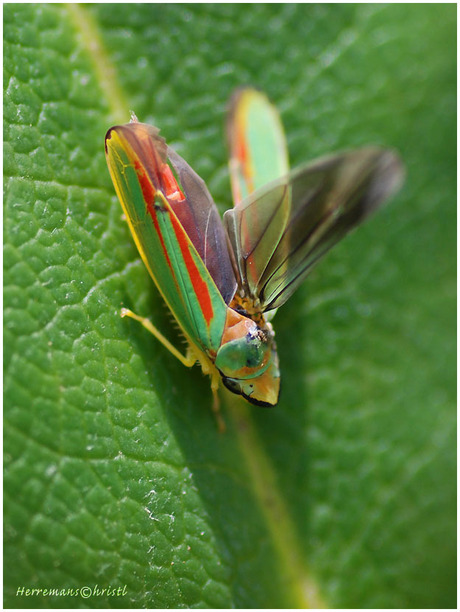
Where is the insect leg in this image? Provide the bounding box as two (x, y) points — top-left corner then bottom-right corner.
(121, 308), (196, 367)
(210, 374), (225, 433)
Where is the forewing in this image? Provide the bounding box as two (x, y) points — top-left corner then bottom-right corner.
(109, 120), (236, 304)
(167, 146), (237, 304)
(225, 147), (404, 311)
(226, 87), (291, 293)
(227, 87), (289, 205)
(105, 122), (229, 351)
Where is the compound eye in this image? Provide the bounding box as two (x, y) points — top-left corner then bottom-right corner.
(215, 330), (270, 378)
(221, 377), (243, 396)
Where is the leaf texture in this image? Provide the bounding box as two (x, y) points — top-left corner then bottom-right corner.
(4, 4), (456, 608)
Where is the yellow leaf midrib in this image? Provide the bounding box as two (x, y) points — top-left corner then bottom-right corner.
(67, 3), (129, 125)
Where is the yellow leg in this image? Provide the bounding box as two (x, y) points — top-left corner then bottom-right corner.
(121, 308), (196, 367)
(210, 373), (226, 433)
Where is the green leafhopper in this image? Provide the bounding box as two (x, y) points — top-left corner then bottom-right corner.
(105, 88), (404, 423)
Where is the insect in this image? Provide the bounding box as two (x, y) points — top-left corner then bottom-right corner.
(105, 88), (403, 425)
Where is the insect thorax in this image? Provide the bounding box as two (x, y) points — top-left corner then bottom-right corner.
(228, 293), (266, 322)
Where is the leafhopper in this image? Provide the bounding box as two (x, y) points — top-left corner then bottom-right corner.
(105, 88), (403, 422)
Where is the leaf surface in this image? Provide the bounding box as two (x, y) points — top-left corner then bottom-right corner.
(4, 4), (456, 608)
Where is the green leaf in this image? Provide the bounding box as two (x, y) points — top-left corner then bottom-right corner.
(4, 4), (456, 608)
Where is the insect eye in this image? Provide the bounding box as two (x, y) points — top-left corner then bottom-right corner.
(215, 333), (270, 378)
(221, 377), (243, 396)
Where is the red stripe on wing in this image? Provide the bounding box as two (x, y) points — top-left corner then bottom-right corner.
(134, 159), (175, 276)
(134, 159), (155, 206)
(170, 212), (214, 326)
(134, 158), (214, 327)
